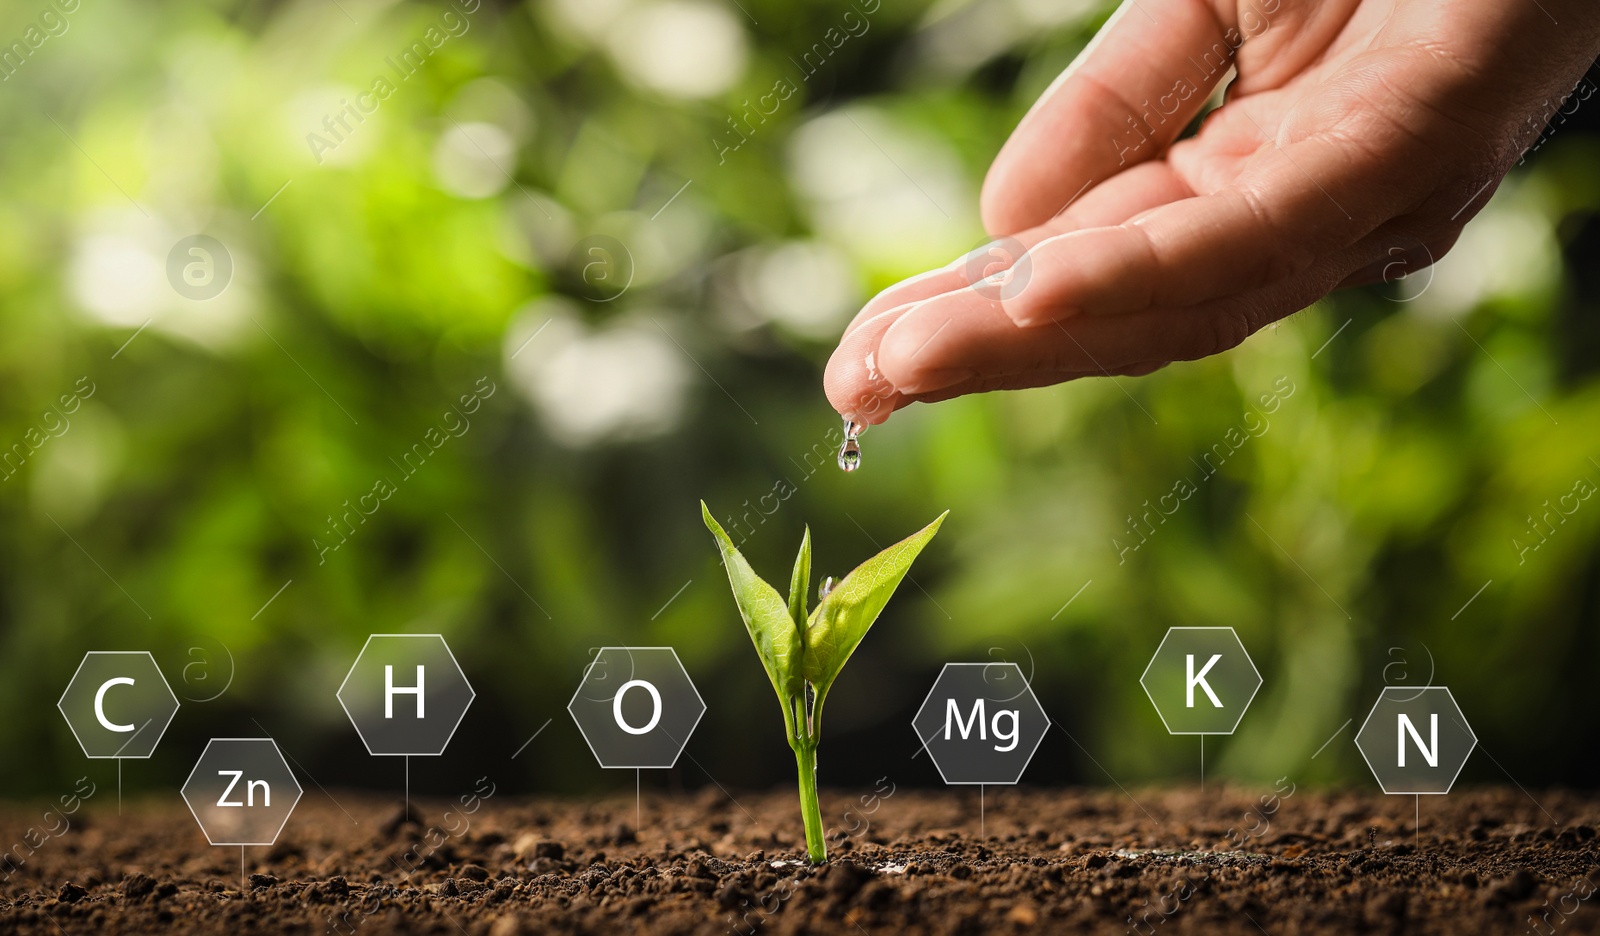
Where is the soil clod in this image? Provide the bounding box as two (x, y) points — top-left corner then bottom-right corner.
(121, 873), (155, 902)
(1488, 868), (1540, 903)
(56, 882), (87, 904)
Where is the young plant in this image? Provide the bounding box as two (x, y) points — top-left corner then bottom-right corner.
(701, 501), (947, 863)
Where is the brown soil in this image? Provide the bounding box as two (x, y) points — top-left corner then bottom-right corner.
(1, 786), (1597, 935)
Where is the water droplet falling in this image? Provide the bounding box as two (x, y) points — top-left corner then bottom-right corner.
(838, 439), (860, 472)
(818, 576), (837, 601)
(837, 418), (863, 472)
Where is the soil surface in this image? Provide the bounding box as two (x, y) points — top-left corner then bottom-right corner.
(1, 786), (1597, 934)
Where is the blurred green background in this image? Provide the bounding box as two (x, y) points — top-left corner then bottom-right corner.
(2, 0), (1598, 803)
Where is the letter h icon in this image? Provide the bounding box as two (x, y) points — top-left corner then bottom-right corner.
(386, 665), (424, 718)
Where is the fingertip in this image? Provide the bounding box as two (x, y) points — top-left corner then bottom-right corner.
(824, 312), (909, 427)
(823, 360), (901, 428)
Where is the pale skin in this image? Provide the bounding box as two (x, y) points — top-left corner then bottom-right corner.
(824, 0), (1600, 426)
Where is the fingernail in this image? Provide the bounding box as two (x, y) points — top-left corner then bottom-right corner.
(1002, 303), (1079, 328)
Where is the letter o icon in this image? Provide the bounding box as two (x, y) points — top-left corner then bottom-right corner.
(613, 679), (662, 735)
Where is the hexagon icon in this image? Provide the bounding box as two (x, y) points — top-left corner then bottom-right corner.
(912, 663), (1048, 785)
(1140, 627), (1262, 735)
(182, 738), (303, 846)
(337, 634), (475, 756)
(1355, 686), (1476, 795)
(568, 647), (705, 769)
(58, 652), (180, 759)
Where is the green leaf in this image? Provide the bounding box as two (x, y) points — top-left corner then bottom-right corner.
(702, 502), (804, 704)
(788, 525), (811, 630)
(803, 511), (948, 693)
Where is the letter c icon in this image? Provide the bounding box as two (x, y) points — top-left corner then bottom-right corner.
(95, 677), (136, 732)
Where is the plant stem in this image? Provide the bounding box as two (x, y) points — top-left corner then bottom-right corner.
(792, 740), (827, 863)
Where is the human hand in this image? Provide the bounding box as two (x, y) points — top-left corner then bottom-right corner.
(825, 0), (1600, 426)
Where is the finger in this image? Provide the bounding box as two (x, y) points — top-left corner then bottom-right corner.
(872, 286), (1252, 397)
(874, 242), (1374, 398)
(842, 160), (1196, 340)
(981, 0), (1235, 235)
(898, 362), (1169, 406)
(1001, 123), (1419, 326)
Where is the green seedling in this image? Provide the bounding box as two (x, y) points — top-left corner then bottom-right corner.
(701, 501), (947, 863)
